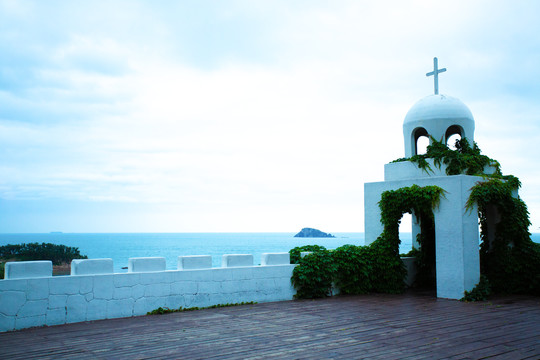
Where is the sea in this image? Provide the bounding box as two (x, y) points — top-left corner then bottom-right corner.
(1, 232), (539, 273)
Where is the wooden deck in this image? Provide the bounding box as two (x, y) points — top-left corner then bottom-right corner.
(1, 291), (539, 359)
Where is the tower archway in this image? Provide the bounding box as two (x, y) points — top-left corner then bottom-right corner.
(445, 125), (464, 149)
(403, 94), (475, 157)
(413, 127), (429, 155)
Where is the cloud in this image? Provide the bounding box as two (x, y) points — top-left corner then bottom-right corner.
(0, 0), (539, 232)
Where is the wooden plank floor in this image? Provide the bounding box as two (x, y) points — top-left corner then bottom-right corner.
(1, 291), (539, 359)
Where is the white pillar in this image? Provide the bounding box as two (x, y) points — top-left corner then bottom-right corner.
(433, 176), (480, 299)
(364, 182), (385, 245)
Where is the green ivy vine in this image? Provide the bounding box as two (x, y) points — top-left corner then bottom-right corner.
(291, 184), (445, 298)
(461, 275), (491, 302)
(391, 138), (539, 297)
(291, 138), (539, 299)
(289, 245), (328, 265)
(377, 184), (444, 290)
(332, 244), (373, 294)
(467, 178), (540, 295)
(291, 249), (336, 299)
(393, 137), (501, 176)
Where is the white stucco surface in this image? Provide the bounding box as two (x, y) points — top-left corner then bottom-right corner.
(385, 160), (497, 182)
(5, 261), (52, 280)
(71, 258), (114, 275)
(178, 255), (212, 270)
(0, 253), (297, 332)
(363, 88), (494, 300)
(222, 254), (253, 267)
(365, 174), (482, 299)
(128, 257), (166, 273)
(403, 94), (475, 157)
(404, 94), (474, 125)
(384, 160), (447, 181)
(261, 253), (290, 265)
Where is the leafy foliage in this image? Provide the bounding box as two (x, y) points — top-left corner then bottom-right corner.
(393, 138), (501, 176)
(292, 139), (538, 299)
(289, 245), (328, 265)
(461, 276), (492, 302)
(332, 245), (372, 294)
(289, 185), (444, 298)
(396, 138), (539, 296)
(375, 184), (444, 290)
(0, 242), (87, 265)
(467, 179), (540, 295)
(367, 235), (407, 294)
(290, 248), (336, 299)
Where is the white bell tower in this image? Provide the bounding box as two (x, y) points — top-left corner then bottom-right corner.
(364, 58), (484, 299)
(403, 58), (475, 157)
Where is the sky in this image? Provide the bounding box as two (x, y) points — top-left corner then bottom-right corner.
(0, 0), (539, 233)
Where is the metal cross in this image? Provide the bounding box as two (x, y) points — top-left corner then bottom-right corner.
(426, 57), (446, 95)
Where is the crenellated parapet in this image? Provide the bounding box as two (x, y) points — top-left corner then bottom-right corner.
(0, 253), (295, 332)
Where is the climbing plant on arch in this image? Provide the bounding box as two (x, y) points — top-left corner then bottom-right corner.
(290, 185), (445, 298)
(377, 184), (445, 289)
(401, 138), (540, 295)
(467, 178), (540, 295)
(290, 139), (540, 299)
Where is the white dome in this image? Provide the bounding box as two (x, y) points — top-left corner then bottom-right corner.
(404, 94), (474, 125)
(402, 94), (475, 157)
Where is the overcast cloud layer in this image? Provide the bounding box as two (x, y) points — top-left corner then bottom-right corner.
(1, 0), (539, 233)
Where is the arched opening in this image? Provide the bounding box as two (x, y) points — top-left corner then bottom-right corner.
(397, 210), (436, 289)
(412, 210), (436, 289)
(470, 179), (538, 294)
(376, 185), (444, 293)
(445, 125), (463, 150)
(416, 136), (430, 155)
(399, 213), (413, 254)
(413, 127), (429, 155)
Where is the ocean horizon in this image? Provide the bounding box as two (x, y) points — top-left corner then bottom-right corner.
(1, 232), (539, 273)
(0, 232), (390, 272)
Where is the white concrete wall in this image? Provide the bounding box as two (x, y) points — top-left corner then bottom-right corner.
(434, 176), (481, 298)
(364, 174), (483, 300)
(5, 261), (52, 279)
(384, 160), (497, 182)
(71, 258), (113, 275)
(385, 160), (447, 181)
(0, 254), (296, 332)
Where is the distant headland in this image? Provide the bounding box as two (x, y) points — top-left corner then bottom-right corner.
(294, 228), (335, 238)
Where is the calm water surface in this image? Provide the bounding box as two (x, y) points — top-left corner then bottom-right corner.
(0, 233), (373, 271)
(1, 232), (538, 272)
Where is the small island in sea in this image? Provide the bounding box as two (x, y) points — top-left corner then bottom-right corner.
(294, 228), (335, 238)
